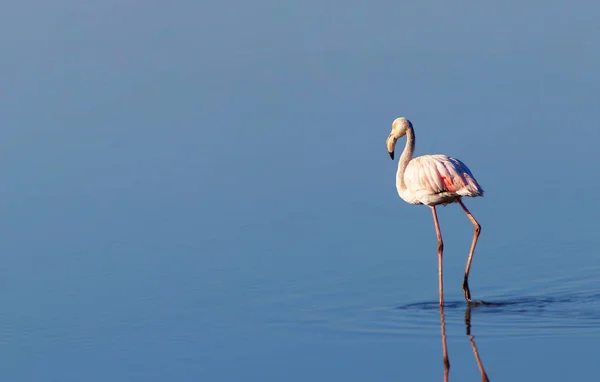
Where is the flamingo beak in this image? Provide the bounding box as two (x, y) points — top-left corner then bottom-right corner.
(386, 135), (396, 160)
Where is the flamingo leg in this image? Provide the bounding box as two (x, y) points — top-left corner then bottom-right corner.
(431, 206), (444, 306)
(457, 199), (481, 302)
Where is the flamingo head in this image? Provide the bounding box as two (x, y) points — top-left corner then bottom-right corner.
(386, 117), (412, 160)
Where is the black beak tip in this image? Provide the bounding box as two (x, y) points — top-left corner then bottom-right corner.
(389, 152), (394, 160)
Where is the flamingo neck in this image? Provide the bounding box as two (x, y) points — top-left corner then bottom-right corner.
(396, 127), (415, 193)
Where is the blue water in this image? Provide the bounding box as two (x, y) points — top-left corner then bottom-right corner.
(1, 1), (600, 381)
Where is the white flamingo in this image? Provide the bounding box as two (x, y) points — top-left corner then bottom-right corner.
(386, 117), (484, 305)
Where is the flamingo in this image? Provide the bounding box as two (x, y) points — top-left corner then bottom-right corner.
(386, 117), (484, 306)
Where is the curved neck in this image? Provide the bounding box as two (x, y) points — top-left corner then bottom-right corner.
(396, 127), (415, 192)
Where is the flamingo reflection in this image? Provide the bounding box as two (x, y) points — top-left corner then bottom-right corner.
(440, 305), (450, 382)
(439, 304), (490, 381)
(465, 305), (490, 382)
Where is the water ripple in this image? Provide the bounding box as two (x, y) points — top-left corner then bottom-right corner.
(294, 290), (600, 339)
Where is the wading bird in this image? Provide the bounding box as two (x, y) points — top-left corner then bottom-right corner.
(386, 117), (484, 306)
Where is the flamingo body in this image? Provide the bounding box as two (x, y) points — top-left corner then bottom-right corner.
(400, 154), (483, 206)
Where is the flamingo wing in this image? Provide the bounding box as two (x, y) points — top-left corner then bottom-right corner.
(405, 154), (484, 198)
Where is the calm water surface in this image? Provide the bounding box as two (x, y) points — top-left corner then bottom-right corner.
(2, 1), (600, 381)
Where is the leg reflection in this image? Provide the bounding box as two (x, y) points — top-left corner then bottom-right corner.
(440, 305), (450, 382)
(465, 304), (490, 382)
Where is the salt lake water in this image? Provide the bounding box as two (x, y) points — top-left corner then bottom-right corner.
(1, 1), (600, 381)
